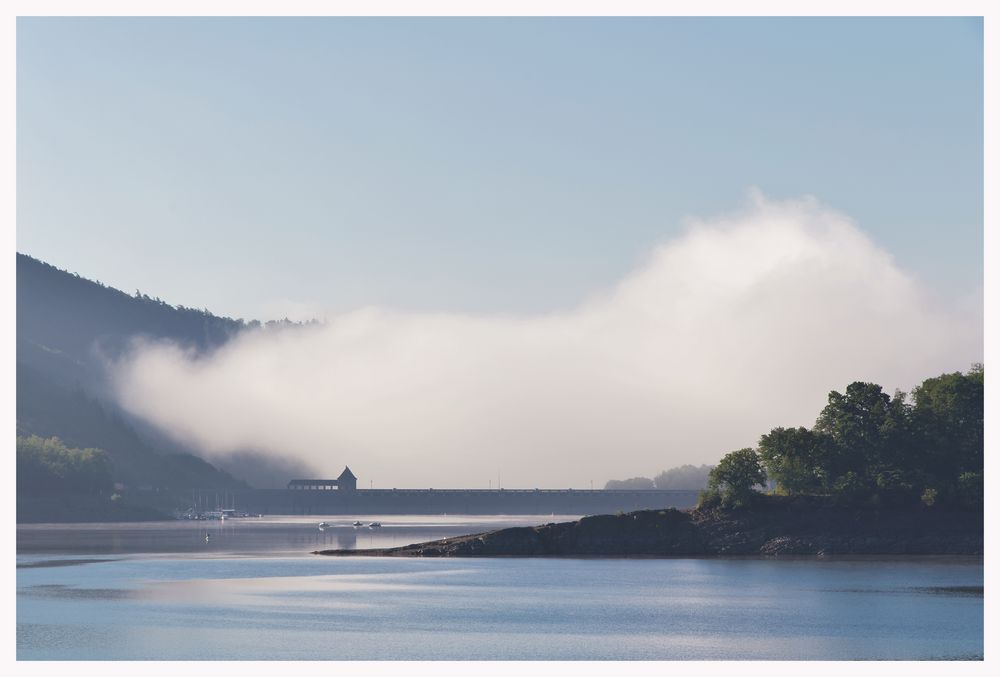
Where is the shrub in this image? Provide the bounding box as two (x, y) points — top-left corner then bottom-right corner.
(697, 489), (722, 509)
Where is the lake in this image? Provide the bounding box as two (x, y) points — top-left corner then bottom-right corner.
(17, 515), (983, 660)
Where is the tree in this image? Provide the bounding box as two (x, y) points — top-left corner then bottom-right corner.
(813, 382), (912, 498)
(16, 435), (113, 496)
(703, 367), (984, 508)
(957, 471), (983, 510)
(909, 365), (984, 502)
(707, 448), (766, 507)
(653, 464), (713, 490)
(758, 426), (835, 494)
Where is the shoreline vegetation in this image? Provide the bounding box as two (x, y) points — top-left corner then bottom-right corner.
(16, 435), (173, 523)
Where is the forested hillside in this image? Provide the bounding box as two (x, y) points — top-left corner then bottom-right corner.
(17, 253), (247, 393)
(16, 253), (313, 513)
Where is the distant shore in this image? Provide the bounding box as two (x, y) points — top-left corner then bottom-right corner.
(16, 495), (172, 524)
(314, 496), (983, 557)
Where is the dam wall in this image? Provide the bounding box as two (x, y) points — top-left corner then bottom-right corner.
(230, 488), (701, 516)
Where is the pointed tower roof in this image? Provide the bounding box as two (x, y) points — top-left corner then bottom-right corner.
(338, 466), (357, 481)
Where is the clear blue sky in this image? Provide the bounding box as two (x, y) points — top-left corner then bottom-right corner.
(17, 17), (984, 322)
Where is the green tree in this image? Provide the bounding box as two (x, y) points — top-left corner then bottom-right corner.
(17, 435), (113, 496)
(758, 426), (836, 494)
(813, 382), (912, 498)
(707, 448), (766, 507)
(957, 471), (983, 510)
(709, 367), (983, 508)
(910, 364), (983, 502)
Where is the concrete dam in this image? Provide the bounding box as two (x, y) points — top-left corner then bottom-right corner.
(230, 487), (700, 516)
(209, 469), (700, 516)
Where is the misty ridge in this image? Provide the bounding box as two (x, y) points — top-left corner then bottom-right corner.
(106, 192), (983, 489)
(16, 253), (323, 492)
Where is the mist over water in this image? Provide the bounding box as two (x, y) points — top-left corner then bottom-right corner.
(110, 193), (983, 488)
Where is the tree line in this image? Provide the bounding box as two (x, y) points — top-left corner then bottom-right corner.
(605, 464), (714, 491)
(17, 435), (114, 497)
(705, 365), (983, 509)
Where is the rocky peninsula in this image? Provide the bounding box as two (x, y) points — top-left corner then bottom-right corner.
(314, 497), (983, 557)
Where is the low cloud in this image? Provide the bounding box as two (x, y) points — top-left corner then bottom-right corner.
(111, 193), (983, 488)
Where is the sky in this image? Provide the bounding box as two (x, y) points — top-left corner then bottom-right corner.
(17, 17), (983, 321)
(16, 17), (985, 487)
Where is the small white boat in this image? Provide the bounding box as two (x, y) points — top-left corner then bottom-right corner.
(352, 520), (364, 527)
(317, 521), (330, 530)
(367, 521), (382, 529)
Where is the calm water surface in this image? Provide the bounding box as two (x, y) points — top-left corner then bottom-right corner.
(17, 515), (983, 660)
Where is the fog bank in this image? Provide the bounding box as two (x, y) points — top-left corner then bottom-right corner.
(111, 194), (983, 488)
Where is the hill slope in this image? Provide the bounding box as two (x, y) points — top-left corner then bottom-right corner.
(16, 253), (312, 500)
(17, 253), (246, 394)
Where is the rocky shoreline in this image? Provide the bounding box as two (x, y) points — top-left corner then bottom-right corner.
(314, 497), (983, 557)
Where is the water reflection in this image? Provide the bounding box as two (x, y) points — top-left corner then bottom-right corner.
(19, 584), (133, 601)
(17, 558), (119, 569)
(16, 554), (984, 660)
(337, 530), (356, 550)
(17, 515), (573, 557)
